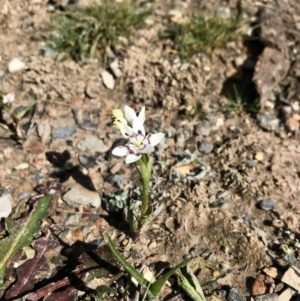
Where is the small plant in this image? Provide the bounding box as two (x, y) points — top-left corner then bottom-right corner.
(111, 105), (165, 235)
(225, 85), (260, 115)
(49, 0), (153, 62)
(163, 10), (249, 58)
(0, 92), (37, 142)
(104, 234), (192, 299)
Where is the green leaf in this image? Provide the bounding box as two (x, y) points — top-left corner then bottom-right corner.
(104, 234), (149, 288)
(13, 100), (37, 121)
(0, 195), (52, 286)
(176, 266), (206, 301)
(149, 258), (192, 297)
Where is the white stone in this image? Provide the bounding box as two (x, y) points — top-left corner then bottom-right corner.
(101, 70), (115, 89)
(8, 58), (27, 73)
(63, 184), (101, 208)
(281, 267), (300, 292)
(110, 59), (123, 78)
(0, 194), (12, 218)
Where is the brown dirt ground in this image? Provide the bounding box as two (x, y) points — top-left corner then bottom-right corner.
(1, 0), (300, 300)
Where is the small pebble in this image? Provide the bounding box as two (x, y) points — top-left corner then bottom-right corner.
(198, 140), (213, 154)
(227, 288), (246, 301)
(0, 194), (12, 218)
(252, 274), (266, 296)
(258, 199), (276, 210)
(14, 163), (29, 170)
(80, 120), (98, 131)
(52, 126), (77, 141)
(180, 62), (190, 71)
(110, 59), (123, 78)
(101, 70), (115, 89)
(148, 241), (157, 249)
(245, 159), (258, 167)
(65, 213), (80, 227)
(106, 174), (127, 187)
(257, 114), (280, 132)
(255, 152), (264, 161)
(194, 121), (212, 136)
(8, 58), (27, 73)
(285, 117), (299, 133)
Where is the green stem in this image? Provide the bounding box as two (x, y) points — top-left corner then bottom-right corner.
(135, 154), (151, 215)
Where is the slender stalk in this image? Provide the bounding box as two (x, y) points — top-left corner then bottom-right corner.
(135, 154), (151, 215)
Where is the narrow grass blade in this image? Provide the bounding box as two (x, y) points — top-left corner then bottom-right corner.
(176, 266), (206, 301)
(104, 234), (149, 288)
(149, 258), (192, 297)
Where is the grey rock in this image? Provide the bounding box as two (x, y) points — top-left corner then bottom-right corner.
(106, 174), (127, 186)
(77, 135), (109, 152)
(80, 119), (98, 131)
(0, 70), (5, 79)
(63, 184), (101, 208)
(245, 159), (258, 167)
(52, 125), (77, 141)
(254, 293), (279, 301)
(257, 114), (280, 131)
(78, 154), (97, 169)
(258, 199), (276, 210)
(198, 140), (213, 154)
(21, 16), (33, 30)
(65, 213), (80, 227)
(227, 288), (246, 301)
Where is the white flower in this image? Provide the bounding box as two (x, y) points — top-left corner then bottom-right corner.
(124, 105), (145, 125)
(112, 117), (165, 164)
(112, 106), (145, 130)
(2, 93), (15, 105)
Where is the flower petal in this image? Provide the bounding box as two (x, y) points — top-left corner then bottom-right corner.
(148, 132), (165, 146)
(120, 124), (133, 138)
(124, 105), (137, 124)
(112, 146), (128, 157)
(137, 106), (145, 124)
(125, 153), (141, 164)
(132, 118), (145, 136)
(140, 145), (154, 153)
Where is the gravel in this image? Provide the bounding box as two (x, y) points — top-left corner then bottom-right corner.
(258, 199), (276, 210)
(198, 139), (214, 154)
(227, 288), (246, 301)
(52, 126), (77, 141)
